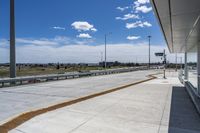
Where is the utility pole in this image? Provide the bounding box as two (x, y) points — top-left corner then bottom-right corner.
(104, 34), (107, 69)
(148, 36), (151, 69)
(175, 53), (177, 71)
(104, 33), (112, 70)
(101, 52), (103, 63)
(10, 0), (16, 78)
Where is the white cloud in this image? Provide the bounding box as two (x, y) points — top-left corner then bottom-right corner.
(127, 36), (141, 40)
(135, 5), (152, 13)
(135, 0), (150, 5)
(91, 28), (97, 32)
(53, 36), (71, 43)
(143, 21), (152, 27)
(116, 6), (129, 12)
(15, 36), (93, 46)
(52, 26), (66, 30)
(134, 0), (150, 7)
(0, 41), (180, 63)
(0, 39), (9, 47)
(71, 21), (97, 32)
(0, 37), (183, 63)
(77, 33), (92, 39)
(126, 21), (152, 29)
(116, 13), (139, 20)
(16, 38), (59, 46)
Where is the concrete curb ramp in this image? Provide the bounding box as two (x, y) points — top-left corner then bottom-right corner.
(0, 73), (159, 133)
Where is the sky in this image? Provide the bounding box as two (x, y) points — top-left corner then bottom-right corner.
(0, 0), (183, 63)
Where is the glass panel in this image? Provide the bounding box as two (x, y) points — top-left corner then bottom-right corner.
(187, 52), (197, 89)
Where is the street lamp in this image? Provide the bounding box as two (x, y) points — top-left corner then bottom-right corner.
(148, 35), (152, 69)
(10, 0), (16, 78)
(100, 52), (103, 63)
(104, 32), (112, 69)
(163, 49), (166, 79)
(175, 53), (178, 71)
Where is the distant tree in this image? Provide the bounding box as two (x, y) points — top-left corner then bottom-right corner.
(136, 63), (140, 66)
(57, 62), (60, 69)
(18, 65), (21, 71)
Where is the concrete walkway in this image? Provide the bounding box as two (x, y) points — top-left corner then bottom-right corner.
(9, 71), (200, 133)
(0, 70), (156, 124)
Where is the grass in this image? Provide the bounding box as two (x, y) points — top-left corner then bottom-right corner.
(0, 66), (125, 78)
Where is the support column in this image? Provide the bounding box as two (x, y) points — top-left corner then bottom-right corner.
(197, 43), (200, 95)
(104, 34), (107, 69)
(184, 52), (188, 80)
(10, 0), (16, 78)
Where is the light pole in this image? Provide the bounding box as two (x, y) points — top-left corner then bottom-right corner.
(175, 53), (178, 71)
(105, 34), (107, 69)
(104, 33), (112, 69)
(10, 0), (16, 78)
(148, 36), (151, 69)
(100, 52), (103, 63)
(163, 49), (166, 79)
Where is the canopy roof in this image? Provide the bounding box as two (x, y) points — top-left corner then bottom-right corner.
(151, 0), (200, 53)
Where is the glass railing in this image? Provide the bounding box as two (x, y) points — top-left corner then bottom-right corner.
(187, 52), (197, 89)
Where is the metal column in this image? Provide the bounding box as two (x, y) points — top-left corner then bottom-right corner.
(148, 36), (151, 69)
(175, 53), (177, 71)
(163, 49), (166, 79)
(10, 0), (16, 78)
(184, 52), (188, 80)
(104, 34), (107, 69)
(197, 43), (200, 95)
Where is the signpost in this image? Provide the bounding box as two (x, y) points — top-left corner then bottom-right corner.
(155, 49), (167, 79)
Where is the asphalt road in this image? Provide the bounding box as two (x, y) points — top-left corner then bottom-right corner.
(0, 70), (158, 124)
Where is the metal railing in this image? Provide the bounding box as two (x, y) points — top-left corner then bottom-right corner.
(0, 66), (148, 88)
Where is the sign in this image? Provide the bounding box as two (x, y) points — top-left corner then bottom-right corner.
(155, 52), (164, 56)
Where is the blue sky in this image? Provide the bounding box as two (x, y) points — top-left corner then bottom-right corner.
(0, 0), (177, 63)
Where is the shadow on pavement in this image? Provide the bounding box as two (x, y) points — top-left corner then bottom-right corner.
(168, 86), (200, 133)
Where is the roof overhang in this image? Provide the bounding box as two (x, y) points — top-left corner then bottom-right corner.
(151, 0), (200, 53)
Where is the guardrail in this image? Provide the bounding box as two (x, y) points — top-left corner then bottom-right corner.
(0, 66), (148, 88)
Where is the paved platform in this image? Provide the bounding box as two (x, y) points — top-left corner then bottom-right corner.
(0, 70), (157, 124)
(9, 71), (200, 133)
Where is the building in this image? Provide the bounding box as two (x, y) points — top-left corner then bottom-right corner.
(151, 0), (200, 109)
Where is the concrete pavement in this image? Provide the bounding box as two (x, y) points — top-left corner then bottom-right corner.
(9, 71), (200, 133)
(0, 70), (157, 125)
